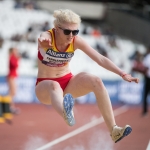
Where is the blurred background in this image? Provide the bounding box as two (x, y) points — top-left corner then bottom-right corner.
(0, 0), (150, 150)
(0, 0), (149, 104)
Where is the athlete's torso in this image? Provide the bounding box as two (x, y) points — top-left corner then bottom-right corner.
(8, 54), (19, 77)
(37, 28), (75, 78)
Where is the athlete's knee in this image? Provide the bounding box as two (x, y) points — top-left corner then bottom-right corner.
(77, 72), (104, 88)
(91, 76), (104, 89)
(48, 81), (60, 91)
(73, 72), (84, 78)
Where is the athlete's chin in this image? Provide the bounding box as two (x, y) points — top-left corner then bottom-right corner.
(67, 38), (73, 43)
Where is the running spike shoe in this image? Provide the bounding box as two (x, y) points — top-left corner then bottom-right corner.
(111, 125), (132, 143)
(63, 93), (75, 126)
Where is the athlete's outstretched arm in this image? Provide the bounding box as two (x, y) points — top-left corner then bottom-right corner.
(75, 36), (139, 83)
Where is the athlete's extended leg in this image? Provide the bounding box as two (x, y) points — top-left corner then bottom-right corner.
(64, 72), (132, 142)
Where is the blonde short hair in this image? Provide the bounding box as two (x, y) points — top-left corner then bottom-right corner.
(53, 9), (81, 27)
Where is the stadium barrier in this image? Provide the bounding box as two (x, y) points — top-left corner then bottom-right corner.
(0, 76), (144, 105)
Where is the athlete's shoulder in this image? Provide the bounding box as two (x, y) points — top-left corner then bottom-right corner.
(75, 35), (87, 43)
(74, 35), (88, 49)
(74, 35), (82, 41)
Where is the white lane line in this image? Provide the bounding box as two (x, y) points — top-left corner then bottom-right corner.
(146, 140), (150, 150)
(36, 105), (129, 150)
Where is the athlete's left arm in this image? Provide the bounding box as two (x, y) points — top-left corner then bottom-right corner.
(74, 36), (139, 83)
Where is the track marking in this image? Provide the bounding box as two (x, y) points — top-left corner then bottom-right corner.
(146, 140), (150, 150)
(36, 105), (129, 150)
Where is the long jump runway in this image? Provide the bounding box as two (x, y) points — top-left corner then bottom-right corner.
(0, 103), (150, 150)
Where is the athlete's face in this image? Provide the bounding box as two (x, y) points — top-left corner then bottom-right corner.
(12, 48), (19, 56)
(57, 23), (79, 43)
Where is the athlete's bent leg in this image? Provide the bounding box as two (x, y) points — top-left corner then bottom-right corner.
(35, 80), (64, 117)
(64, 72), (132, 142)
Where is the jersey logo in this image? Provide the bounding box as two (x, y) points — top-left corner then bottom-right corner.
(42, 48), (74, 67)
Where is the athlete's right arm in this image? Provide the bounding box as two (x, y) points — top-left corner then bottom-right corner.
(38, 31), (52, 49)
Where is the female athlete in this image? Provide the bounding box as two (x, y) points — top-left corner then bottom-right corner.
(35, 9), (139, 143)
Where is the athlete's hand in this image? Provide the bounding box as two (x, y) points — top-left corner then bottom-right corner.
(38, 37), (52, 49)
(122, 74), (139, 83)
